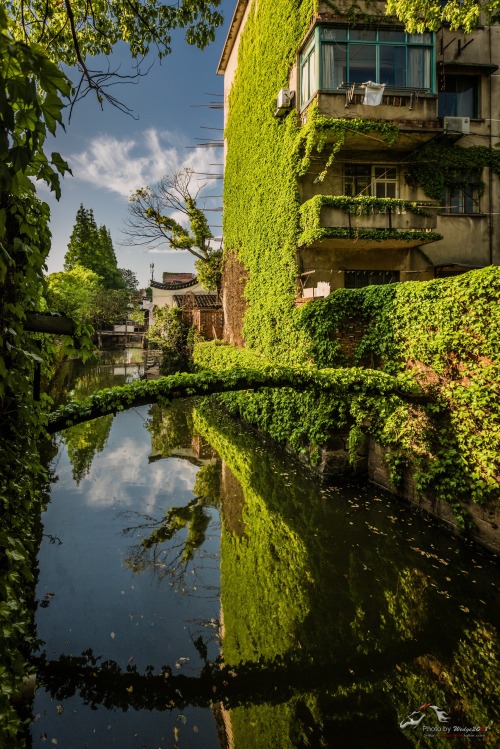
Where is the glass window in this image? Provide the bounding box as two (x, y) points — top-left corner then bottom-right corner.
(442, 184), (480, 214)
(378, 30), (406, 42)
(344, 165), (399, 198)
(344, 165), (372, 196)
(349, 29), (377, 41)
(380, 45), (406, 87)
(438, 75), (480, 118)
(407, 47), (431, 88)
(349, 44), (376, 83)
(322, 43), (347, 89)
(321, 27), (347, 41)
(300, 37), (317, 106)
(345, 270), (400, 288)
(301, 25), (434, 105)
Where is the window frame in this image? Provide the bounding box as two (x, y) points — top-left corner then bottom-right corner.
(438, 74), (481, 119)
(299, 25), (435, 108)
(343, 164), (400, 199)
(441, 182), (481, 215)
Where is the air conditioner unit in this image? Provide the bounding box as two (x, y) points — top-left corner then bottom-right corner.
(274, 88), (295, 117)
(443, 116), (470, 135)
(277, 88), (292, 109)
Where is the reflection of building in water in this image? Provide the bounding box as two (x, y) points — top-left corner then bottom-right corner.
(192, 402), (500, 748)
(191, 433), (219, 461)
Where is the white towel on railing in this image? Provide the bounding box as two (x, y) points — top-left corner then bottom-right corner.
(363, 81), (386, 106)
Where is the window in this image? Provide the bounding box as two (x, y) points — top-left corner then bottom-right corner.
(344, 164), (399, 198)
(345, 270), (400, 288)
(438, 75), (480, 118)
(441, 183), (480, 214)
(300, 36), (317, 106)
(299, 26), (434, 106)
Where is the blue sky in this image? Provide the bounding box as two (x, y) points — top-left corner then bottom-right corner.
(43, 0), (233, 289)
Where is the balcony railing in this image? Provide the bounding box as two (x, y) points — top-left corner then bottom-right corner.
(299, 196), (441, 249)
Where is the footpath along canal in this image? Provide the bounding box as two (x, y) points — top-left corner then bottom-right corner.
(31, 350), (500, 748)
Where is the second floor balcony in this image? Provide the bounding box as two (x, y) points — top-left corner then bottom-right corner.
(299, 196), (441, 250)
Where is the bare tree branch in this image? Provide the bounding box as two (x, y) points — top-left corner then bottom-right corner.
(123, 168), (215, 261)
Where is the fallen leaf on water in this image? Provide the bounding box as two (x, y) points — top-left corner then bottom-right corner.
(126, 686), (133, 693)
(56, 705), (64, 715)
(110, 632), (116, 639)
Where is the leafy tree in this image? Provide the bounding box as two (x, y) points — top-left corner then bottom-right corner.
(65, 205), (124, 289)
(97, 224), (124, 288)
(126, 168), (223, 291)
(46, 265), (102, 323)
(6, 0), (223, 111)
(91, 287), (130, 329)
(386, 0), (500, 32)
(0, 0), (222, 741)
(119, 268), (139, 292)
(64, 205), (99, 271)
(147, 305), (192, 372)
(195, 248), (223, 293)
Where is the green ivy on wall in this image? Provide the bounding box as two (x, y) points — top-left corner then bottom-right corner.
(223, 0), (317, 362)
(293, 103), (400, 181)
(406, 142), (500, 200)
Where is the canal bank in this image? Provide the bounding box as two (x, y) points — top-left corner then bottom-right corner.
(29, 349), (500, 748)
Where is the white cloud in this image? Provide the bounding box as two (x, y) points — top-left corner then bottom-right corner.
(67, 128), (222, 199)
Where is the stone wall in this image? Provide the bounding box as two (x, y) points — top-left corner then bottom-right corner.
(368, 442), (500, 554)
(222, 251), (249, 347)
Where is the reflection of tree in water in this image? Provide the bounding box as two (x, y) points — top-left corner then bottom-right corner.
(56, 350), (144, 483)
(123, 462), (222, 591)
(192, 401), (500, 749)
(62, 415), (114, 485)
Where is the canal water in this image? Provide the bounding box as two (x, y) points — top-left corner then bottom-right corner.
(32, 350), (500, 748)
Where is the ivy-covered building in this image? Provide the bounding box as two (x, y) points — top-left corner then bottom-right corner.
(217, 0), (500, 345)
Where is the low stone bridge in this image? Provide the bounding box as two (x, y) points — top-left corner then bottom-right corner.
(47, 365), (430, 434)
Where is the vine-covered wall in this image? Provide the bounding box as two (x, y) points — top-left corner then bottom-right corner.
(195, 266), (500, 536)
(223, 0), (316, 361)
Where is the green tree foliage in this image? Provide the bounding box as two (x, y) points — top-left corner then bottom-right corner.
(46, 264), (102, 322)
(91, 287), (130, 329)
(0, 8), (72, 741)
(195, 248), (223, 293)
(119, 268), (139, 292)
(65, 205), (123, 289)
(0, 0), (223, 740)
(126, 168), (222, 290)
(147, 306), (193, 373)
(386, 0), (500, 33)
(5, 0), (223, 110)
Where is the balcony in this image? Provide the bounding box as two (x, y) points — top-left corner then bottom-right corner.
(299, 196), (441, 250)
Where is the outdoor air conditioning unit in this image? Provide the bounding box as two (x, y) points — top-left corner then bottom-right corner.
(443, 116), (470, 135)
(274, 88), (294, 117)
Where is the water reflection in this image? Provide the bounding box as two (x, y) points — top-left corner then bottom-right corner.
(33, 360), (500, 748)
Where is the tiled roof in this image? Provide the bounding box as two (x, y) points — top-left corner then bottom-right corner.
(173, 294), (220, 309)
(162, 272), (197, 283)
(151, 277), (199, 290)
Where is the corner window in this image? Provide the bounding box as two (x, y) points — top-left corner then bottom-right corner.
(300, 36), (317, 106)
(344, 164), (399, 198)
(299, 26), (434, 106)
(438, 75), (480, 118)
(441, 183), (480, 214)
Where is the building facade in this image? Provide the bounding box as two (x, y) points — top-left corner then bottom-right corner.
(218, 0), (500, 345)
(150, 273), (223, 339)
